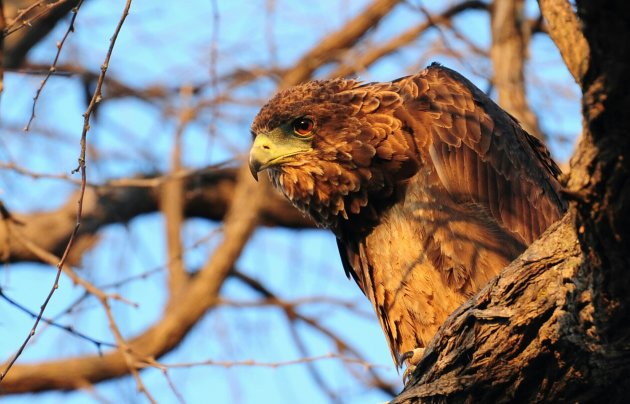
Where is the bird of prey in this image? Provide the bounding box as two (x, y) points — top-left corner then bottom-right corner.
(249, 63), (566, 373)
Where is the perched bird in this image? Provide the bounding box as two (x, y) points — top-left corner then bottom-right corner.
(249, 63), (565, 374)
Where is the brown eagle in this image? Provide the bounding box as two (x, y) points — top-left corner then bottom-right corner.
(249, 63), (565, 373)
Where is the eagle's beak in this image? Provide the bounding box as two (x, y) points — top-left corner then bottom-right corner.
(249, 133), (274, 181)
(248, 129), (311, 181)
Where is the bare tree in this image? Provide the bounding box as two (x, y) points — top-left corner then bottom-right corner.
(0, 0), (610, 402)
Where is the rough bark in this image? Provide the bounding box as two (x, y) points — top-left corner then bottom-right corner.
(393, 213), (629, 402)
(395, 0), (630, 401)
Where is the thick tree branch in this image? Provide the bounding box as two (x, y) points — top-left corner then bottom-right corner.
(537, 0), (589, 85)
(570, 0), (630, 338)
(393, 214), (612, 402)
(161, 87), (194, 294)
(0, 167), (314, 265)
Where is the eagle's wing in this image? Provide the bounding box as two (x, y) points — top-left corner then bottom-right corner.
(400, 65), (566, 244)
(330, 65), (566, 365)
(336, 238), (364, 289)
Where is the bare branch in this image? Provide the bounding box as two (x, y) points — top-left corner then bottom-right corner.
(3, 0), (82, 68)
(280, 0), (403, 86)
(161, 86), (194, 295)
(232, 270), (399, 398)
(4, 0), (71, 37)
(0, 0), (133, 386)
(25, 1), (83, 131)
(537, 0), (589, 85)
(155, 353), (383, 370)
(0, 288), (115, 350)
(0, 166), (313, 265)
(491, 0), (544, 139)
(331, 1), (488, 78)
(0, 0), (5, 95)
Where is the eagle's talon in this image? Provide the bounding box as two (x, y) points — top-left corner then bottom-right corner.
(403, 364), (417, 385)
(401, 347), (424, 384)
(401, 347), (425, 365)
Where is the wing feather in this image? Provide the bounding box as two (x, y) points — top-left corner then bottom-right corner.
(325, 65), (566, 366)
(404, 64), (565, 244)
(336, 238), (364, 290)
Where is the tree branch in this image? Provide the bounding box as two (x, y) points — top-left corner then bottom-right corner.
(331, 0), (488, 78)
(161, 86), (194, 294)
(0, 0), (5, 95)
(4, 0), (84, 68)
(393, 214), (600, 402)
(280, 0), (402, 86)
(0, 167), (314, 265)
(537, 0), (589, 85)
(491, 0), (544, 139)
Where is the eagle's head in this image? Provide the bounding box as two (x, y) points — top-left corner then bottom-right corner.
(249, 79), (418, 231)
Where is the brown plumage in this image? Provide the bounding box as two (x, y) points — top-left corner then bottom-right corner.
(249, 63), (566, 369)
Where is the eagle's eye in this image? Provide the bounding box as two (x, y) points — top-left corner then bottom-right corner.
(292, 117), (314, 136)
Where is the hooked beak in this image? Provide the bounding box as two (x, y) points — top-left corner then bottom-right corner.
(248, 142), (263, 181)
(248, 129), (311, 181)
(248, 133), (273, 181)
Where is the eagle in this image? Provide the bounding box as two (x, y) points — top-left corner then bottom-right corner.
(248, 63), (566, 374)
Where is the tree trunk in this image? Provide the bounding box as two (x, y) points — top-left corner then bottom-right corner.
(394, 1), (630, 401)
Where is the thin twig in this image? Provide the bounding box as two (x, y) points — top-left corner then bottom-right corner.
(99, 294), (157, 403)
(0, 160), (233, 189)
(233, 270), (399, 397)
(2, 0), (72, 37)
(0, 288), (116, 351)
(25, 0), (84, 131)
(0, 0), (6, 95)
(331, 0), (487, 78)
(152, 352), (384, 370)
(11, 230), (139, 307)
(69, 1), (154, 400)
(0, 0), (134, 385)
(159, 368), (186, 404)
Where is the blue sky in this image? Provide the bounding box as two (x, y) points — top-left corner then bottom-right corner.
(0, 1), (580, 403)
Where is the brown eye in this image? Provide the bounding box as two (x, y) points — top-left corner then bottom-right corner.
(293, 117), (314, 136)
